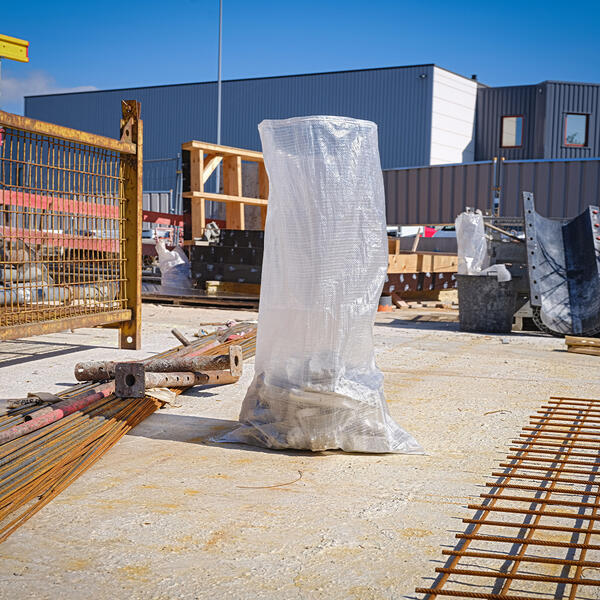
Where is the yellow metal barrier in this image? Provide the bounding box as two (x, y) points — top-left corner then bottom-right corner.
(0, 100), (142, 348)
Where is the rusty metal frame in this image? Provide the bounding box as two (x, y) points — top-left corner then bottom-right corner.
(417, 396), (600, 599)
(0, 102), (142, 348)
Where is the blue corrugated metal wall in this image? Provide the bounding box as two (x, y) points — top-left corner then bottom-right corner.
(544, 82), (600, 159)
(24, 65), (435, 170)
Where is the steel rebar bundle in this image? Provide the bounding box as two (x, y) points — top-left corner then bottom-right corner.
(416, 396), (600, 600)
(0, 324), (257, 543)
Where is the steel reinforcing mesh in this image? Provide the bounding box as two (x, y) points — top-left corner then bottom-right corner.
(0, 126), (128, 326)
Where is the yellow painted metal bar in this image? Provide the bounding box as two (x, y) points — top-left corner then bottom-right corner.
(0, 34), (29, 62)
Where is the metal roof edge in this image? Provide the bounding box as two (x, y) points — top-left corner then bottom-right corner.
(24, 63), (465, 100)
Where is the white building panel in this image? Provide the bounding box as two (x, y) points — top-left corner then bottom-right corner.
(430, 67), (478, 165)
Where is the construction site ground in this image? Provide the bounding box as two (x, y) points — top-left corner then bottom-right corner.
(0, 303), (597, 600)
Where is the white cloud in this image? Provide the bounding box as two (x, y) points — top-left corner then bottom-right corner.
(0, 70), (97, 115)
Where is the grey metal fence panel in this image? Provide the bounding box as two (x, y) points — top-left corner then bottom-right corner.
(501, 159), (600, 218)
(143, 191), (172, 214)
(383, 161), (495, 225)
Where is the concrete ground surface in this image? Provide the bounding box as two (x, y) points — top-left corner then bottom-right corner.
(0, 304), (597, 600)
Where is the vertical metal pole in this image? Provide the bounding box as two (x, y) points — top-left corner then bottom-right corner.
(0, 59), (3, 110)
(215, 0), (223, 195)
(119, 100), (143, 350)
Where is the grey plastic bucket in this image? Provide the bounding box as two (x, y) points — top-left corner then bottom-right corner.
(457, 274), (517, 333)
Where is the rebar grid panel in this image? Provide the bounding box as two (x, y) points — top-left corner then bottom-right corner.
(416, 396), (600, 600)
(0, 104), (141, 347)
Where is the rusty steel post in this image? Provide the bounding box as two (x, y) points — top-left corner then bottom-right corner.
(74, 346), (242, 381)
(119, 100), (143, 350)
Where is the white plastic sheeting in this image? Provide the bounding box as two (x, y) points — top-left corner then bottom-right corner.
(456, 211), (490, 275)
(221, 116), (422, 453)
(455, 211), (511, 282)
(156, 240), (192, 294)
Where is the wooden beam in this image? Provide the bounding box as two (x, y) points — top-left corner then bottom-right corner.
(566, 336), (600, 356)
(258, 162), (269, 229)
(189, 148), (205, 237)
(184, 191), (267, 207)
(387, 252), (458, 274)
(182, 140), (263, 162)
(202, 154), (223, 184)
(223, 155), (244, 229)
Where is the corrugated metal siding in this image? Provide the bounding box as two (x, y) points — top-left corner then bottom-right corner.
(24, 66), (435, 169)
(142, 191), (172, 213)
(475, 85), (542, 161)
(384, 161), (495, 225)
(544, 82), (600, 159)
(501, 159), (600, 218)
(385, 158), (600, 225)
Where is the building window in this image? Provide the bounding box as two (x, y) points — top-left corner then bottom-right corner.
(501, 115), (523, 148)
(564, 114), (588, 146)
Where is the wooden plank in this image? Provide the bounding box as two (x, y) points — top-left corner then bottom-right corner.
(387, 252), (458, 274)
(119, 100), (142, 350)
(205, 280), (261, 296)
(258, 162), (269, 229)
(201, 154), (223, 184)
(189, 148), (205, 238)
(182, 140), (263, 162)
(184, 191), (267, 207)
(565, 336), (600, 348)
(566, 336), (600, 356)
(388, 238), (400, 254)
(223, 155), (244, 229)
(567, 347), (600, 357)
(0, 110), (136, 154)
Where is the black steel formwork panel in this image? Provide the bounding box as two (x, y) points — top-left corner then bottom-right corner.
(524, 191), (600, 335)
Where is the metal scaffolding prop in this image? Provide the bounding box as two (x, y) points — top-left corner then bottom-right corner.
(417, 396), (600, 599)
(0, 102), (143, 348)
(524, 192), (600, 337)
(0, 323), (257, 543)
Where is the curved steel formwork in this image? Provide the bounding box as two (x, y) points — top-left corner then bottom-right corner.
(524, 191), (600, 336)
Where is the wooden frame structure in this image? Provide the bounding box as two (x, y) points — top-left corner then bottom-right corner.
(0, 101), (142, 348)
(181, 141), (268, 239)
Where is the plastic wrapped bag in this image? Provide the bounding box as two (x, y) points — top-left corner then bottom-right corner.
(456, 210), (490, 275)
(156, 240), (192, 294)
(455, 211), (512, 281)
(220, 116), (422, 453)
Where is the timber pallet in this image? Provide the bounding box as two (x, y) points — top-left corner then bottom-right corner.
(141, 292), (259, 309)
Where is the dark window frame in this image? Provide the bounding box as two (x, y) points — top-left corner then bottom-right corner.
(500, 114), (524, 148)
(563, 113), (589, 147)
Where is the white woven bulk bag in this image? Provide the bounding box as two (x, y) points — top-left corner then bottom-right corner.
(221, 116), (422, 453)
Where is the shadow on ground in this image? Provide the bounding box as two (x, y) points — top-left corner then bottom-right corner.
(375, 317), (460, 333)
(128, 412), (341, 457)
(0, 339), (113, 369)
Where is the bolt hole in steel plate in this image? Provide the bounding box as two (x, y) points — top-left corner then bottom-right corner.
(125, 374), (136, 387)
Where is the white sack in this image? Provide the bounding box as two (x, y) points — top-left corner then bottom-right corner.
(156, 240), (192, 294)
(220, 116), (422, 453)
(455, 211), (490, 275)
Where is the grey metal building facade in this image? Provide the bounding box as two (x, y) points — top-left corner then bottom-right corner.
(476, 81), (600, 161)
(24, 65), (439, 171)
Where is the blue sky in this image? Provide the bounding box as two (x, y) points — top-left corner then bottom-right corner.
(2, 0), (599, 114)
